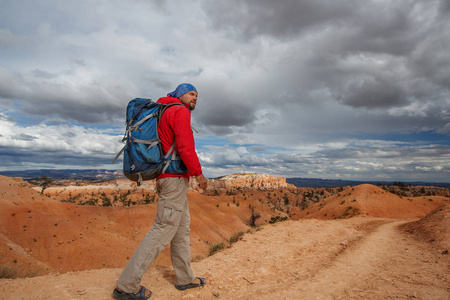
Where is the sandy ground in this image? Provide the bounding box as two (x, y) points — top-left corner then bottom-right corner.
(1, 215), (448, 300)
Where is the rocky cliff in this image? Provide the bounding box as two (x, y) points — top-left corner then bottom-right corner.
(205, 173), (289, 191)
(105, 173), (289, 191)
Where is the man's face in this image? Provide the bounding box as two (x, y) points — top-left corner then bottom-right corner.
(179, 90), (198, 111)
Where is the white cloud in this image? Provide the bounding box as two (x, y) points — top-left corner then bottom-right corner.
(0, 0), (449, 182)
(0, 112), (123, 170)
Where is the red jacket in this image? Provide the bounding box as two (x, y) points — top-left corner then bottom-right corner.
(156, 96), (202, 180)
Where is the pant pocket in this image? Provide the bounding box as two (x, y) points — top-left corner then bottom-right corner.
(156, 200), (184, 227)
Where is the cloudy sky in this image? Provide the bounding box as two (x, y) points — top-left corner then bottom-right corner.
(1, 0), (449, 182)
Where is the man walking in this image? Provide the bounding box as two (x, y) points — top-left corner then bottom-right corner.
(113, 83), (208, 299)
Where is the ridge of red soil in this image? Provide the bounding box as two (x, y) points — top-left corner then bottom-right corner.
(292, 184), (447, 220)
(0, 176), (448, 286)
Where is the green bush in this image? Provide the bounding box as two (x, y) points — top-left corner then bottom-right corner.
(269, 216), (288, 224)
(229, 232), (244, 244)
(208, 242), (226, 256)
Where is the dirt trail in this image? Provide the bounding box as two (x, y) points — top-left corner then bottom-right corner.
(1, 217), (448, 299)
(269, 220), (448, 299)
(293, 221), (413, 297)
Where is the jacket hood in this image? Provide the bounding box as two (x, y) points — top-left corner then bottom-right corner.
(157, 96), (190, 110)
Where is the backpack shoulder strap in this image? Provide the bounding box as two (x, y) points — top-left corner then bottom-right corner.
(157, 102), (184, 123)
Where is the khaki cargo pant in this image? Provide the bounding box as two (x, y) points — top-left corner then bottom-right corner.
(117, 177), (195, 292)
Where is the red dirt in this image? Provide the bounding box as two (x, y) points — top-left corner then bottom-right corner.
(0, 176), (449, 299)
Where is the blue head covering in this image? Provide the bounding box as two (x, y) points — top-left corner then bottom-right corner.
(167, 83), (197, 98)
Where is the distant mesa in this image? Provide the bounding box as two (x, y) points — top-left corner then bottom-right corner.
(206, 173), (290, 190)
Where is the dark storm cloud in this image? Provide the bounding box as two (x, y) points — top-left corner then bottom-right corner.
(438, 0), (450, 13)
(0, 0), (448, 181)
(198, 98), (255, 128)
(0, 145), (113, 167)
(334, 75), (408, 109)
(202, 0), (449, 116)
(0, 71), (126, 124)
(203, 0), (354, 40)
(0, 0), (172, 125)
(2, 0), (448, 129)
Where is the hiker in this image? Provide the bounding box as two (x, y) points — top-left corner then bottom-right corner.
(113, 83), (208, 299)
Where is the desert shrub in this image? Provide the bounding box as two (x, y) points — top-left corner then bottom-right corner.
(143, 193), (155, 204)
(269, 216), (288, 224)
(229, 231), (244, 244)
(208, 242), (226, 256)
(39, 176), (52, 194)
(101, 193), (112, 206)
(335, 206), (359, 219)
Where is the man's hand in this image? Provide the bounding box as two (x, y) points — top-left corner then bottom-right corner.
(195, 174), (208, 191)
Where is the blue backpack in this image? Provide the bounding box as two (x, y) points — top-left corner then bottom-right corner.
(113, 98), (188, 185)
